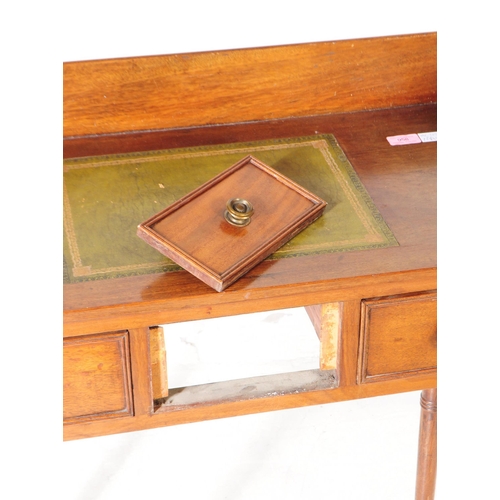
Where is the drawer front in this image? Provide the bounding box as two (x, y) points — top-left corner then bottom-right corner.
(358, 292), (437, 383)
(63, 331), (133, 423)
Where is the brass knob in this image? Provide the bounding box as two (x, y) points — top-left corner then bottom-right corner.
(224, 198), (254, 227)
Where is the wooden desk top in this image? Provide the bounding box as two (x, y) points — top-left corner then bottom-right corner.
(64, 104), (436, 336)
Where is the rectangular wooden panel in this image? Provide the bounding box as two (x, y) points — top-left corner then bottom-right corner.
(63, 33), (436, 137)
(137, 155), (326, 291)
(305, 303), (340, 370)
(63, 331), (133, 423)
(150, 326), (168, 400)
(358, 292), (436, 383)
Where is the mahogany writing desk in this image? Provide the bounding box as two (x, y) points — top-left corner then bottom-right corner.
(63, 33), (437, 499)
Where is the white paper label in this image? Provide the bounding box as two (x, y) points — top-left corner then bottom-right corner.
(418, 132), (437, 143)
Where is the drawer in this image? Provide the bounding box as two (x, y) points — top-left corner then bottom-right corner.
(358, 292), (437, 383)
(63, 331), (133, 423)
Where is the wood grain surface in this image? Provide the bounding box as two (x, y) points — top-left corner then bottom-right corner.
(415, 389), (438, 500)
(150, 326), (168, 399)
(305, 303), (340, 370)
(63, 371), (436, 440)
(64, 105), (436, 336)
(358, 292), (437, 383)
(63, 331), (133, 423)
(137, 155), (326, 291)
(63, 35), (437, 462)
(63, 33), (436, 137)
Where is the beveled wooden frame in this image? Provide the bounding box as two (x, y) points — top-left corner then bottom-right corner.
(137, 155), (327, 292)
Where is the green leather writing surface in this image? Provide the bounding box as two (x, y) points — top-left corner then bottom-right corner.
(63, 135), (398, 284)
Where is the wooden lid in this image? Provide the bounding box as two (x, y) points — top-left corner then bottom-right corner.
(137, 155), (327, 291)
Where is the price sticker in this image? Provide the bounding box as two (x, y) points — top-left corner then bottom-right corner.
(386, 134), (421, 146)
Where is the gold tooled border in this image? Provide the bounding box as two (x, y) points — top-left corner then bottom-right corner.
(63, 135), (398, 283)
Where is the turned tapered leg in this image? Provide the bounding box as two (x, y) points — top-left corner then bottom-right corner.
(415, 388), (437, 500)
